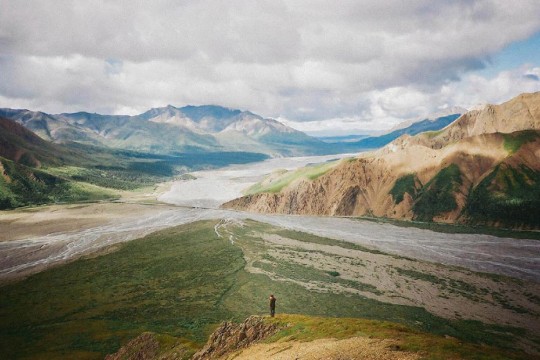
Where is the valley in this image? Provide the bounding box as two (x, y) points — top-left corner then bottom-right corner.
(1, 218), (539, 359)
(3, 4), (540, 358)
(1, 94), (539, 359)
(2, 154), (539, 286)
(1, 154), (540, 359)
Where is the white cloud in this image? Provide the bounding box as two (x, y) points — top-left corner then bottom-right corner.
(1, 0), (540, 133)
(442, 65), (540, 108)
(281, 65), (540, 136)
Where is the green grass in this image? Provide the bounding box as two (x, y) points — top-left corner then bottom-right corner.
(0, 220), (243, 359)
(0, 158), (118, 209)
(354, 216), (540, 240)
(1, 149), (268, 209)
(265, 314), (534, 360)
(465, 164), (540, 228)
(502, 130), (539, 154)
(245, 160), (339, 194)
(0, 220), (533, 359)
(423, 129), (443, 139)
(46, 165), (164, 191)
(253, 255), (382, 295)
(413, 164), (463, 221)
(47, 151), (268, 191)
(394, 268), (492, 303)
(270, 227), (387, 255)
(389, 174), (420, 204)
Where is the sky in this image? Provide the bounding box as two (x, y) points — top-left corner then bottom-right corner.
(1, 1), (540, 136)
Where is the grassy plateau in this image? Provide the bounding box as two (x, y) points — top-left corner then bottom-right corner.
(245, 159), (340, 194)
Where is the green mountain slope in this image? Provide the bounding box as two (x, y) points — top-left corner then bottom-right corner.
(0, 157), (116, 208)
(0, 116), (83, 167)
(0, 118), (268, 209)
(466, 163), (540, 228)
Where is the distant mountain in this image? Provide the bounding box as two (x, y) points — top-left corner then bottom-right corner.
(317, 134), (370, 143)
(139, 105), (243, 132)
(421, 92), (540, 146)
(0, 117), (271, 209)
(224, 92), (540, 229)
(388, 106), (467, 132)
(0, 108), (72, 142)
(0, 116), (68, 167)
(0, 117), (117, 208)
(339, 113), (461, 150)
(0, 105), (328, 157)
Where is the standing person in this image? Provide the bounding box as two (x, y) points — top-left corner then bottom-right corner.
(269, 294), (277, 317)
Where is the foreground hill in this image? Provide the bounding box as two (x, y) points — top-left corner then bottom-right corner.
(0, 105), (328, 157)
(224, 92), (540, 228)
(2, 220), (537, 358)
(107, 314), (533, 360)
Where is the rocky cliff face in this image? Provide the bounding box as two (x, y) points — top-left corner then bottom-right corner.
(441, 92), (540, 141)
(192, 316), (281, 360)
(105, 333), (162, 360)
(223, 92), (540, 228)
(398, 91), (540, 150)
(105, 316), (281, 360)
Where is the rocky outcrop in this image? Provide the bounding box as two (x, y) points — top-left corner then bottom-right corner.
(105, 332), (160, 360)
(225, 156), (399, 217)
(192, 316), (281, 360)
(393, 91), (540, 150)
(104, 332), (190, 360)
(438, 92), (540, 142)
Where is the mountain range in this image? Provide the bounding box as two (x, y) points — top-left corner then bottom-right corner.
(0, 116), (112, 208)
(0, 116), (75, 168)
(224, 92), (540, 229)
(388, 106), (467, 131)
(0, 99), (516, 215)
(0, 105), (328, 157)
(0, 104), (467, 157)
(0, 115), (269, 209)
(338, 113), (462, 150)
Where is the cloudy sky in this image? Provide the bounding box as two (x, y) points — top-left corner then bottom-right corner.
(1, 0), (540, 136)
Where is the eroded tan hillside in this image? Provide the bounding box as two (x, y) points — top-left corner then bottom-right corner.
(223, 92), (540, 228)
